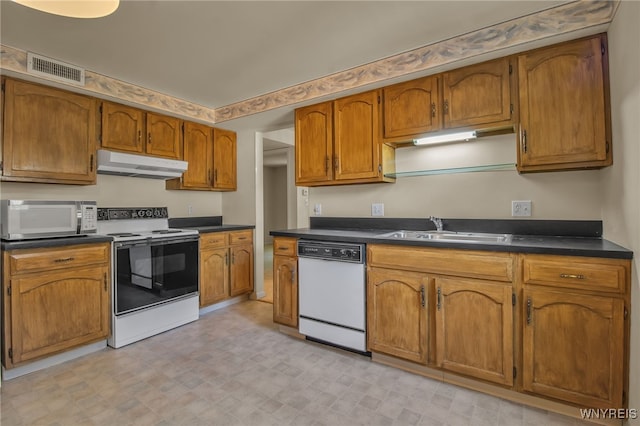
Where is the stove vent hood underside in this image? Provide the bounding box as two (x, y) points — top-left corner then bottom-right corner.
(97, 150), (188, 179)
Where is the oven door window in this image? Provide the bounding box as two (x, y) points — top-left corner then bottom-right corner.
(115, 239), (198, 315)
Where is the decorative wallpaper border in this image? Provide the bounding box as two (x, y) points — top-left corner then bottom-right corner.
(0, 0), (617, 125)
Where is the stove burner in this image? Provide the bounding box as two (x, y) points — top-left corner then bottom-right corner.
(151, 229), (182, 234)
(107, 233), (142, 237)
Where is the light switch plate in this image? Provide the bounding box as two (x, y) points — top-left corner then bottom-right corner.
(512, 200), (532, 217)
(372, 203), (385, 217)
(313, 203), (322, 215)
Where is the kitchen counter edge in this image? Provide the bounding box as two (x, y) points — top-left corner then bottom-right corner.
(1, 235), (114, 251)
(270, 229), (633, 260)
(186, 225), (255, 234)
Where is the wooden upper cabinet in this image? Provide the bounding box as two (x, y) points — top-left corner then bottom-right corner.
(518, 34), (611, 172)
(435, 277), (513, 386)
(181, 121), (213, 189)
(295, 101), (333, 185)
(383, 75), (441, 140)
(442, 57), (514, 130)
(334, 90), (381, 181)
(101, 102), (182, 160)
(212, 128), (237, 191)
(146, 112), (182, 159)
(100, 101), (145, 154)
(522, 287), (624, 408)
(2, 78), (97, 184)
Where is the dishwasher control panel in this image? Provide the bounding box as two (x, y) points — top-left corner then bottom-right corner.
(297, 240), (365, 263)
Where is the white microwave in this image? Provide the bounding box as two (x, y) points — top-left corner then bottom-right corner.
(0, 200), (98, 241)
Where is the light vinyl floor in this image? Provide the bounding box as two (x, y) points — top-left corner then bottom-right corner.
(0, 301), (590, 426)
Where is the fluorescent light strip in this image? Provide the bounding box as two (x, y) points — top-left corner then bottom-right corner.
(413, 131), (477, 146)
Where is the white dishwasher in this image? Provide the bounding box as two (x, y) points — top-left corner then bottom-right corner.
(297, 240), (367, 353)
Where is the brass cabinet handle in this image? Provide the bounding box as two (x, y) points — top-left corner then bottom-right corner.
(138, 130), (141, 142)
(560, 273), (585, 280)
(237, 237), (247, 240)
(436, 287), (441, 311)
(325, 156), (330, 173)
(420, 285), (425, 308)
(277, 247), (289, 251)
(526, 297), (532, 325)
(521, 129), (527, 153)
(103, 272), (108, 292)
(148, 132), (152, 144)
(443, 100), (449, 115)
(90, 154), (94, 172)
(431, 102), (436, 118)
(54, 257), (74, 263)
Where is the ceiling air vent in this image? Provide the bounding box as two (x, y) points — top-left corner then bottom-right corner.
(27, 52), (85, 86)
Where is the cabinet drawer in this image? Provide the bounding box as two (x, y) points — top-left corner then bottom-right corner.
(8, 243), (110, 274)
(368, 244), (514, 282)
(200, 232), (228, 249)
(522, 255), (628, 293)
(229, 230), (252, 245)
(273, 237), (297, 256)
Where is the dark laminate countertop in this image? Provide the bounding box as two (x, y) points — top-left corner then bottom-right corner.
(168, 216), (254, 234)
(1, 235), (114, 251)
(185, 224), (255, 234)
(270, 218), (633, 260)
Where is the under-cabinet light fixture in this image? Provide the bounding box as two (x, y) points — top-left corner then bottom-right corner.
(413, 131), (477, 146)
(12, 0), (119, 18)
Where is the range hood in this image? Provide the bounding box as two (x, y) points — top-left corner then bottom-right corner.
(97, 150), (187, 180)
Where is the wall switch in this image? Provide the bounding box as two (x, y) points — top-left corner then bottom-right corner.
(512, 200), (532, 217)
(371, 203), (385, 217)
(313, 203), (322, 215)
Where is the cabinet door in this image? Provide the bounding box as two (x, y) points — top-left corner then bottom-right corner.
(100, 101), (145, 154)
(443, 57), (513, 129)
(523, 288), (624, 408)
(435, 277), (514, 386)
(273, 255), (298, 327)
(212, 128), (237, 190)
(383, 75), (441, 139)
(334, 90), (381, 181)
(230, 244), (254, 297)
(182, 121), (213, 189)
(367, 267), (428, 364)
(518, 35), (610, 171)
(295, 102), (333, 185)
(2, 79), (97, 184)
(200, 247), (228, 307)
(146, 112), (182, 159)
(9, 266), (109, 365)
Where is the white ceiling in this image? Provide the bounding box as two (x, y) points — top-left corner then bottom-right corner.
(1, 0), (570, 123)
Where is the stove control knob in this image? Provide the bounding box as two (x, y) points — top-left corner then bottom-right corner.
(341, 249), (351, 258)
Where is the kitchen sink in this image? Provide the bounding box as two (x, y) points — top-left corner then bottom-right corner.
(376, 230), (513, 244)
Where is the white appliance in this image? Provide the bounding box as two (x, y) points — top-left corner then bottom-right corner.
(0, 200), (97, 240)
(97, 149), (188, 179)
(97, 207), (199, 348)
(297, 240), (367, 353)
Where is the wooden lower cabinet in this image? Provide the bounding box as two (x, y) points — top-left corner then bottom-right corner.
(522, 287), (625, 408)
(2, 243), (111, 368)
(434, 277), (514, 386)
(367, 267), (429, 364)
(199, 231), (254, 307)
(273, 255), (298, 327)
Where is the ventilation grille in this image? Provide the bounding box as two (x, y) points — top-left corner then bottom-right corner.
(27, 52), (85, 86)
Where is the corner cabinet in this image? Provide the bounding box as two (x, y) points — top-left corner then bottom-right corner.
(272, 237), (298, 327)
(199, 230), (253, 307)
(2, 78), (97, 185)
(295, 90), (395, 186)
(517, 34), (611, 172)
(166, 124), (237, 191)
(2, 243), (111, 368)
(100, 101), (182, 160)
(521, 254), (629, 409)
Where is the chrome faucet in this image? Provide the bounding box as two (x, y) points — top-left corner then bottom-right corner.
(429, 216), (444, 232)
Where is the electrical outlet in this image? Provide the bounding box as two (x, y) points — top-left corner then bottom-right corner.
(371, 203), (385, 217)
(188, 205), (193, 216)
(313, 203), (322, 215)
(512, 200), (532, 217)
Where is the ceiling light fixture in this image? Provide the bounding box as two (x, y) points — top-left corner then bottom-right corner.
(12, 0), (119, 18)
(413, 131), (477, 146)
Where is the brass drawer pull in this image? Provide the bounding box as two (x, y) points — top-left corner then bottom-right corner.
(54, 257), (74, 263)
(559, 273), (585, 280)
(277, 247), (289, 251)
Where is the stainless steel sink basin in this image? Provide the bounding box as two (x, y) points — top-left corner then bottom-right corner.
(376, 230), (512, 244)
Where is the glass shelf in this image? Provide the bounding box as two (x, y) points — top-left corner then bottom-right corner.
(385, 163), (517, 178)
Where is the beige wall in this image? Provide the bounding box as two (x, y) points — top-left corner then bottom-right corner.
(309, 134), (605, 220)
(603, 1), (640, 421)
(0, 174), (222, 218)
